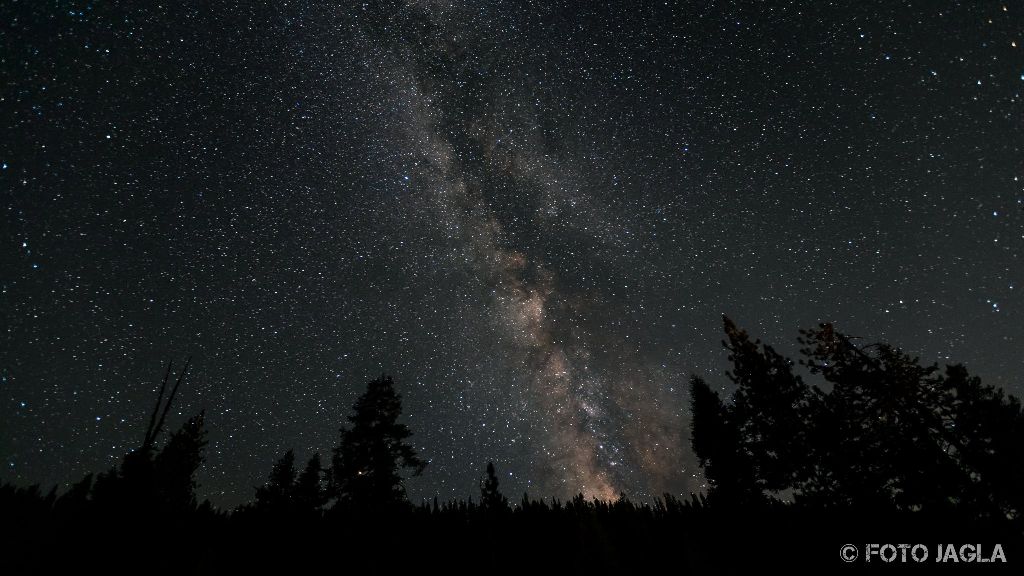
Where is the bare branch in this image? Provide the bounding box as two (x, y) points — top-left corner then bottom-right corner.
(143, 359), (174, 450)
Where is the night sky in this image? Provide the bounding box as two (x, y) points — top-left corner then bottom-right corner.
(2, 1), (1022, 507)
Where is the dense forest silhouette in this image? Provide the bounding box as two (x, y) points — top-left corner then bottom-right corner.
(2, 318), (1021, 573)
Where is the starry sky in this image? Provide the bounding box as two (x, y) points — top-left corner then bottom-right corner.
(2, 1), (1022, 507)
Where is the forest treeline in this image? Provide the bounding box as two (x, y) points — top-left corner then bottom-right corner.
(2, 317), (1022, 573)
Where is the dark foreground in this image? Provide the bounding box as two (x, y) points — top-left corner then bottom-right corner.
(4, 496), (1021, 574)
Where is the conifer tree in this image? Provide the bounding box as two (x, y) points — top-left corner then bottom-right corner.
(153, 411), (208, 514)
(330, 375), (426, 510)
(479, 461), (508, 512)
(293, 453), (328, 514)
(255, 449), (297, 513)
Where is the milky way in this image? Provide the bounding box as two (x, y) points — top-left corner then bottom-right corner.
(359, 3), (692, 499)
(2, 1), (1021, 506)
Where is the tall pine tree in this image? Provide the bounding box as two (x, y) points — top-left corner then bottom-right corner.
(294, 453), (328, 514)
(254, 449), (297, 513)
(330, 375), (425, 511)
(479, 461), (508, 512)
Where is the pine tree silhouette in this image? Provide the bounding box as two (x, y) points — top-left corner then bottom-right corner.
(153, 410), (208, 514)
(689, 375), (759, 506)
(255, 449), (297, 514)
(479, 461), (508, 513)
(293, 453), (328, 515)
(330, 375), (426, 511)
(3, 324), (1022, 574)
(722, 316), (809, 496)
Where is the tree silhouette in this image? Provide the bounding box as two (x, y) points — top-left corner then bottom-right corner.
(723, 317), (809, 496)
(688, 375), (759, 506)
(942, 364), (1024, 520)
(294, 453), (328, 515)
(688, 317), (813, 506)
(2, 328), (1021, 574)
(330, 375), (426, 511)
(82, 361), (209, 516)
(479, 461), (508, 512)
(690, 317), (1024, 520)
(247, 450), (327, 519)
(254, 449), (297, 514)
(797, 323), (1024, 517)
(153, 410), (208, 514)
(54, 473), (93, 517)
